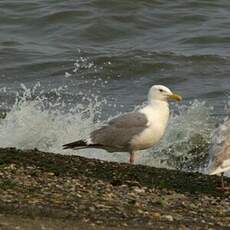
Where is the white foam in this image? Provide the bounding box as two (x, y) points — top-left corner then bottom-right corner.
(0, 84), (99, 155)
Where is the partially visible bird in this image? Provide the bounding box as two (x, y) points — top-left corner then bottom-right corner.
(63, 85), (182, 164)
(209, 119), (230, 190)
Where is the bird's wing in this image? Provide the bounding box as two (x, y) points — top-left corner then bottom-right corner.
(108, 112), (148, 128)
(90, 112), (148, 149)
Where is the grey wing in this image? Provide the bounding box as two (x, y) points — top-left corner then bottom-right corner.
(90, 112), (148, 150)
(108, 112), (148, 128)
(209, 120), (230, 171)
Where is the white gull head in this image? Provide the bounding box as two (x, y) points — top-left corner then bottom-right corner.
(148, 85), (182, 104)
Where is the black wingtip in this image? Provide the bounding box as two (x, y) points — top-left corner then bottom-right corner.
(62, 140), (87, 150)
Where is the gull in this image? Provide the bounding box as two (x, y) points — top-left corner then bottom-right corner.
(209, 119), (230, 190)
(63, 85), (182, 163)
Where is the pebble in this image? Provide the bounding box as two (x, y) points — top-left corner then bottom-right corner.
(162, 215), (174, 222)
(89, 206), (96, 212)
(137, 209), (144, 214)
(152, 212), (161, 218)
(133, 187), (145, 194)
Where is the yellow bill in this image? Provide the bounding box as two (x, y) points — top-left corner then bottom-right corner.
(168, 93), (182, 101)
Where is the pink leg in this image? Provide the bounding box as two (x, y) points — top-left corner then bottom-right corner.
(221, 172), (224, 189)
(129, 152), (135, 164)
(217, 173), (230, 191)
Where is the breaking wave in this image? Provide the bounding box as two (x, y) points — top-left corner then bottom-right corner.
(0, 83), (217, 173)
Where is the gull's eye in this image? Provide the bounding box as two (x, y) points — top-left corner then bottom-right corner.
(159, 89), (164, 92)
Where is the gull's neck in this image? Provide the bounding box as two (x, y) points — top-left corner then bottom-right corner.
(148, 99), (169, 118)
(149, 98), (169, 108)
(140, 99), (170, 128)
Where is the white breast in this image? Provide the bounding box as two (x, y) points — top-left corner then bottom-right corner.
(130, 102), (169, 151)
